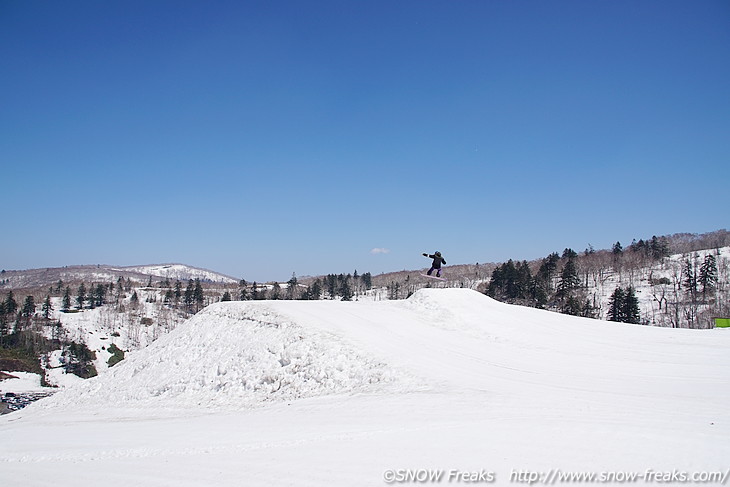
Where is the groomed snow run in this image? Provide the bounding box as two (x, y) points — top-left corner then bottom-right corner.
(2, 289), (729, 486)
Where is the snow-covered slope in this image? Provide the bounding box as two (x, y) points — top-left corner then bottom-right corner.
(2, 289), (728, 486)
(118, 263), (239, 283)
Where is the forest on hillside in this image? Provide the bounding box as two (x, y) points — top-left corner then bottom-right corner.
(483, 230), (730, 329)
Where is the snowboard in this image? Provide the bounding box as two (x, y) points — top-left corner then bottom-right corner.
(420, 273), (447, 281)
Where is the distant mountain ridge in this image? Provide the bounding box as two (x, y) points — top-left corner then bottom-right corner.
(0, 263), (238, 290)
(119, 264), (239, 284)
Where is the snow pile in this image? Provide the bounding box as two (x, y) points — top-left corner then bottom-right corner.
(38, 301), (407, 411)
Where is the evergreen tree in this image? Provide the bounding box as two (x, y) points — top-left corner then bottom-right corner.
(562, 248), (578, 260)
(21, 295), (36, 317)
(88, 285), (97, 310)
(683, 257), (699, 303)
(561, 295), (582, 316)
(130, 291), (139, 308)
(63, 342), (98, 378)
(93, 284), (106, 307)
(537, 252), (560, 292)
(581, 298), (596, 318)
(326, 275), (337, 298)
(515, 260), (532, 301)
(649, 236), (670, 260)
(193, 279), (204, 310)
(486, 263), (505, 299)
(310, 279), (323, 300)
(184, 279), (195, 311)
(622, 287), (641, 324)
(607, 286), (640, 324)
(4, 291), (18, 316)
(699, 254), (718, 299)
(221, 291), (232, 301)
(340, 277), (353, 301)
(174, 280), (182, 303)
(239, 286), (249, 301)
(362, 272), (372, 290)
(607, 287), (626, 322)
(286, 274), (298, 300)
(487, 259), (532, 302)
(611, 241), (623, 270)
(630, 239), (649, 257)
(62, 287), (71, 312)
(300, 285), (313, 301)
(530, 278), (549, 308)
(76, 283), (87, 310)
(556, 258), (580, 298)
(42, 295), (53, 319)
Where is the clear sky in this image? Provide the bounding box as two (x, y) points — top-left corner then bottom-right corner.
(2, 0), (728, 282)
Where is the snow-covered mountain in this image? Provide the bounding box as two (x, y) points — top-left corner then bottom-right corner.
(2, 289), (728, 486)
(1, 263), (238, 289)
(118, 263), (239, 284)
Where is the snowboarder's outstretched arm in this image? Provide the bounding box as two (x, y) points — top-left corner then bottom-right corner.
(423, 252), (446, 265)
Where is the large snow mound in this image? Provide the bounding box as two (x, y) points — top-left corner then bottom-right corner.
(38, 301), (412, 412)
(34, 288), (730, 415)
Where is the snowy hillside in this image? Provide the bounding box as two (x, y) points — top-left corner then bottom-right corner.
(585, 246), (729, 327)
(119, 264), (239, 284)
(2, 289), (728, 486)
(0, 263), (238, 289)
(40, 287), (187, 382)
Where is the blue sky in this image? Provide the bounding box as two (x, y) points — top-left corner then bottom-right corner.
(2, 0), (728, 282)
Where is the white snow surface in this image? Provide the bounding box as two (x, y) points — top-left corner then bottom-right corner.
(0, 372), (46, 393)
(2, 289), (729, 486)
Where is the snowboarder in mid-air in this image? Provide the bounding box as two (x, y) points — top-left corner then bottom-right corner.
(423, 251), (446, 278)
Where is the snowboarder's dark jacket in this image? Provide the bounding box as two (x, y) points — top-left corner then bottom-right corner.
(424, 253), (446, 269)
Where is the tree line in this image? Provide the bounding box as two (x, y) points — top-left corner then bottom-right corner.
(0, 290), (98, 381)
(231, 271), (373, 302)
(484, 232), (725, 328)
